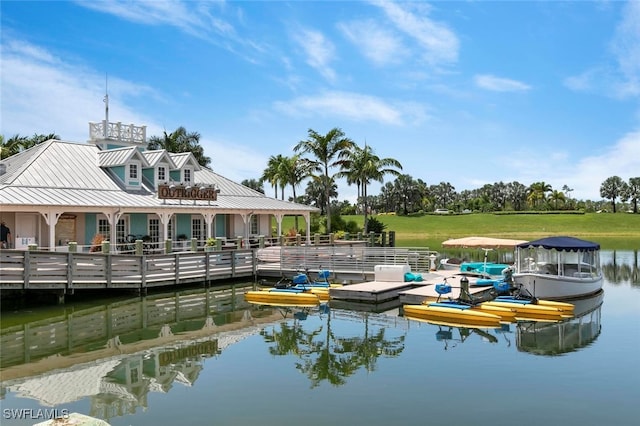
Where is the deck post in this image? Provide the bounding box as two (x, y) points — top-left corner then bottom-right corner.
(68, 242), (77, 253)
(258, 235), (265, 248)
(191, 238), (198, 252)
(135, 240), (143, 256)
(140, 255), (146, 294)
(165, 239), (172, 254)
(215, 237), (222, 251)
(23, 251), (30, 289)
(67, 252), (73, 294)
(106, 253), (112, 288)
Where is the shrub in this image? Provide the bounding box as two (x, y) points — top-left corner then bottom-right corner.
(365, 217), (386, 233)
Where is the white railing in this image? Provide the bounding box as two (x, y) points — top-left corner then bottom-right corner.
(274, 246), (439, 274)
(89, 121), (146, 144)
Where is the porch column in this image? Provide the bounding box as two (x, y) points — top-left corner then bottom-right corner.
(104, 209), (123, 253)
(203, 213), (216, 239)
(273, 213), (284, 239)
(157, 212), (173, 242)
(304, 213), (311, 245)
(240, 212), (253, 248)
(41, 209), (65, 251)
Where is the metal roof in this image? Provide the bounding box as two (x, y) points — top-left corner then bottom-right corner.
(97, 146), (149, 167)
(143, 150), (177, 169)
(0, 140), (318, 214)
(169, 152), (201, 171)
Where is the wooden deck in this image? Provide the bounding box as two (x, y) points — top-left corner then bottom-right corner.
(329, 280), (418, 303)
(399, 271), (497, 305)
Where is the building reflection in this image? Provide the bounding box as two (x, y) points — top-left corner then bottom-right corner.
(0, 283), (284, 421)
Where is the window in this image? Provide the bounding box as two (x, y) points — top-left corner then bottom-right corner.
(98, 217), (128, 244)
(116, 218), (126, 243)
(98, 219), (110, 239)
(192, 217), (203, 243)
(184, 168), (192, 183)
(158, 166), (166, 182)
(149, 218), (159, 243)
(250, 215), (258, 235)
(129, 163), (138, 179)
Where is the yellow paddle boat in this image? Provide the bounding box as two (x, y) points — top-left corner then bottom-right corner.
(245, 289), (320, 306)
(423, 301), (517, 322)
(481, 300), (573, 321)
(403, 303), (502, 327)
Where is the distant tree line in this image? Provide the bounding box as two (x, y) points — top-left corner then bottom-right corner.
(3, 127), (638, 223)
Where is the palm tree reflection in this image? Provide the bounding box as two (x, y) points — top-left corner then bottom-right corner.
(260, 306), (405, 388)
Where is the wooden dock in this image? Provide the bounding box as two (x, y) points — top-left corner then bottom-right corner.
(399, 271), (497, 304)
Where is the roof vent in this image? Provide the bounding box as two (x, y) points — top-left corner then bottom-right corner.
(0, 163), (6, 176)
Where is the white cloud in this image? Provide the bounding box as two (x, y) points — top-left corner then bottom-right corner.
(273, 91), (428, 125)
(77, 0), (211, 36)
(337, 19), (406, 66)
(203, 138), (267, 183)
(610, 0), (640, 98)
(0, 39), (162, 141)
(501, 131), (640, 200)
(371, 0), (459, 66)
(474, 74), (532, 92)
(292, 28), (337, 83)
(75, 0), (268, 63)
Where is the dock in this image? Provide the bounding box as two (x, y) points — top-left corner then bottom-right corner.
(330, 269), (497, 306)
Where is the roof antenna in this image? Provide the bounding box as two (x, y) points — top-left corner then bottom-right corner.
(103, 73), (109, 137)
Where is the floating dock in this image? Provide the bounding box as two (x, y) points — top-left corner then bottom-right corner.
(399, 272), (496, 305)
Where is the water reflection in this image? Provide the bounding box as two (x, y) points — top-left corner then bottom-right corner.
(515, 290), (604, 356)
(259, 305), (405, 388)
(0, 250), (637, 425)
(601, 250), (639, 286)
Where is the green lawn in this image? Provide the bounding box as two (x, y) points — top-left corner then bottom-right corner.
(279, 213), (640, 250)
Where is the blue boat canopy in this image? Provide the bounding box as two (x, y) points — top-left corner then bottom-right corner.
(516, 236), (600, 252)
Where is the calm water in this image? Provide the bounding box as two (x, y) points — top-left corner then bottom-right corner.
(1, 250), (638, 426)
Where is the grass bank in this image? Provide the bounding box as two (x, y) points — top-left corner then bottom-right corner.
(282, 213), (640, 250)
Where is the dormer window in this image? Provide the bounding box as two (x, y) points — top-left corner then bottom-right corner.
(129, 164), (138, 180)
(126, 160), (142, 188)
(184, 168), (192, 183)
(158, 166), (166, 182)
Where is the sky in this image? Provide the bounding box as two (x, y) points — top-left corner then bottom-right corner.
(1, 0), (639, 203)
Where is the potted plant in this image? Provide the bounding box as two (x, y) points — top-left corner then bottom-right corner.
(205, 237), (216, 252)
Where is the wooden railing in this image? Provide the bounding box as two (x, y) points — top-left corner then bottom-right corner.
(257, 246), (439, 276)
(0, 249), (256, 292)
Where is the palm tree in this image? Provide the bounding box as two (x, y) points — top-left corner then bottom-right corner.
(527, 181), (552, 209)
(1, 134), (28, 159)
(280, 154), (313, 230)
(148, 126), (211, 167)
(624, 177), (640, 213)
(241, 178), (264, 194)
(261, 154), (287, 199)
(294, 128), (355, 233)
(338, 144), (402, 229)
(549, 190), (566, 210)
(600, 176), (628, 213)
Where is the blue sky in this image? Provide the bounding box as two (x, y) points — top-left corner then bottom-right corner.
(1, 0), (639, 203)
